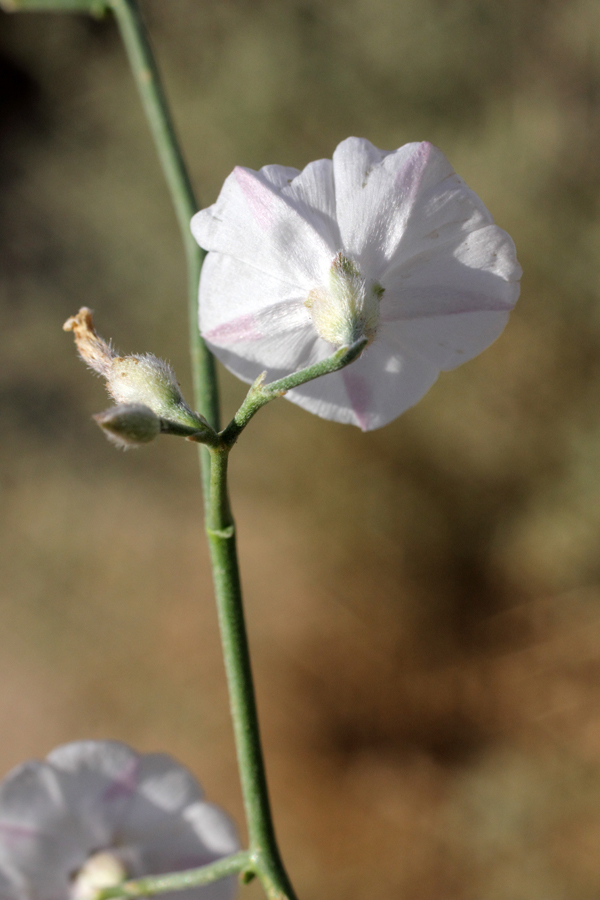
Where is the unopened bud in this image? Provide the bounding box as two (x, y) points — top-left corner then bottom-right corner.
(64, 308), (215, 444)
(93, 404), (161, 449)
(107, 354), (204, 431)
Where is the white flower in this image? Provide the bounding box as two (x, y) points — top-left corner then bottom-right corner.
(0, 741), (239, 900)
(191, 138), (521, 431)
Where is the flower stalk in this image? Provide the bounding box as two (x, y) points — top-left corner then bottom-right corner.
(97, 852), (253, 900)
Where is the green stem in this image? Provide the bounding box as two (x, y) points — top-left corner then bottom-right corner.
(107, 0), (219, 510)
(98, 852), (253, 900)
(206, 446), (299, 900)
(221, 337), (368, 447)
(104, 4), (298, 898)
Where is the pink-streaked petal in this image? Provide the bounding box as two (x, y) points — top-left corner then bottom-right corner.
(0, 761), (90, 853)
(46, 741), (141, 842)
(378, 170), (494, 278)
(191, 162), (337, 288)
(200, 254), (322, 372)
(205, 303), (315, 370)
(199, 251), (307, 339)
(0, 762), (88, 900)
(381, 224), (521, 321)
(333, 137), (495, 281)
(285, 335), (439, 430)
(102, 758), (139, 802)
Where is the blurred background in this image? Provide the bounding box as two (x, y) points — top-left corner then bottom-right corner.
(1, 0), (600, 897)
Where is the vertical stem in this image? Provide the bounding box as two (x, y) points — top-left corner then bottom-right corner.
(207, 448), (298, 900)
(106, 4), (299, 898)
(108, 0), (219, 509)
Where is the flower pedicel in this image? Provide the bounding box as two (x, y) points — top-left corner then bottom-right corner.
(192, 137), (522, 431)
(0, 741), (239, 900)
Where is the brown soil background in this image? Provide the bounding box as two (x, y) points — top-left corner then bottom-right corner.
(2, 1), (600, 897)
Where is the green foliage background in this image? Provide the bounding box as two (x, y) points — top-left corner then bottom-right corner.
(2, 1), (600, 897)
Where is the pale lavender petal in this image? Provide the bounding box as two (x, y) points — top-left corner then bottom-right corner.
(381, 224), (521, 322)
(183, 803), (239, 857)
(333, 137), (494, 281)
(119, 803), (238, 900)
(0, 762), (91, 900)
(285, 335), (439, 430)
(191, 162), (338, 289)
(381, 310), (510, 371)
(116, 754), (205, 843)
(200, 254), (322, 372)
(198, 251), (307, 343)
(131, 754), (204, 813)
(47, 741), (141, 842)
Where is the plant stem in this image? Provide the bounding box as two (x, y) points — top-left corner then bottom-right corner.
(221, 337), (368, 447)
(106, 3), (298, 897)
(108, 0), (219, 509)
(98, 852), (253, 900)
(206, 446), (299, 900)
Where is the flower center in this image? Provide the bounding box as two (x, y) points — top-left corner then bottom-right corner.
(71, 851), (127, 900)
(305, 252), (383, 347)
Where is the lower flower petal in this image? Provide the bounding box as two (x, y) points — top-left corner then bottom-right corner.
(283, 334), (438, 430)
(384, 309), (511, 371)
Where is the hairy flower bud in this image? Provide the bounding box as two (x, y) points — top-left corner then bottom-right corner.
(64, 308), (215, 444)
(93, 404), (161, 449)
(305, 252), (383, 346)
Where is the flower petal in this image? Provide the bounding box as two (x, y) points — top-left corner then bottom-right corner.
(381, 224), (521, 323)
(193, 138), (522, 429)
(46, 741), (141, 842)
(191, 161), (338, 288)
(199, 251), (307, 337)
(333, 137), (495, 280)
(115, 754), (205, 844)
(382, 309), (510, 371)
(130, 754), (204, 813)
(284, 334), (439, 430)
(0, 761), (90, 900)
(200, 253), (323, 373)
(119, 802), (239, 900)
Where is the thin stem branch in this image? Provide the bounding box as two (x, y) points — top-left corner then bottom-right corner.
(98, 851), (253, 899)
(221, 337), (368, 447)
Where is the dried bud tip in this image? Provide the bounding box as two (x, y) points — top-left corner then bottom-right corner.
(94, 404), (161, 449)
(63, 307), (114, 377)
